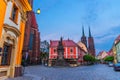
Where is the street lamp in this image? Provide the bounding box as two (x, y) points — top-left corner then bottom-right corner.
(36, 8), (40, 14)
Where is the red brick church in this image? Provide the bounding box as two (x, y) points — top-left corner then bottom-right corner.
(22, 0), (40, 65)
(81, 26), (96, 56)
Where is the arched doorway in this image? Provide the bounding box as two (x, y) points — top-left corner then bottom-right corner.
(2, 35), (17, 78)
(0, 24), (19, 78)
(1, 42), (12, 66)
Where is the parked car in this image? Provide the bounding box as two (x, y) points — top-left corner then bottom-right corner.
(108, 62), (114, 67)
(114, 62), (120, 71)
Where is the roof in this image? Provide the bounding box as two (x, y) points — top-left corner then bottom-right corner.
(115, 35), (120, 40)
(115, 35), (120, 44)
(97, 51), (108, 59)
(50, 40), (77, 47)
(19, 0), (32, 11)
(77, 41), (87, 52)
(107, 49), (113, 56)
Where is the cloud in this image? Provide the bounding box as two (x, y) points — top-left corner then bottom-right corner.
(95, 34), (117, 44)
(94, 26), (120, 45)
(34, 0), (120, 55)
(82, 0), (99, 25)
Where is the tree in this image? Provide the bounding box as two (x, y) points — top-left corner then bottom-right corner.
(104, 56), (114, 62)
(40, 52), (49, 65)
(83, 54), (91, 61)
(83, 54), (95, 65)
(40, 52), (48, 59)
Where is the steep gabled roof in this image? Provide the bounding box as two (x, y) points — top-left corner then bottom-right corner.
(115, 35), (120, 44)
(50, 40), (77, 47)
(77, 41), (87, 52)
(98, 51), (108, 59)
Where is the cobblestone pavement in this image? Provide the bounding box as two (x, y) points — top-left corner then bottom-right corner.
(7, 64), (120, 80)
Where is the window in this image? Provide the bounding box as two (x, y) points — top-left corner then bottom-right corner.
(10, 4), (19, 24)
(29, 33), (34, 50)
(1, 44), (12, 66)
(70, 49), (73, 53)
(54, 49), (56, 53)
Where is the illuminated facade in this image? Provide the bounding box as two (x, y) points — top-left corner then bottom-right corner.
(49, 39), (78, 66)
(0, 0), (31, 79)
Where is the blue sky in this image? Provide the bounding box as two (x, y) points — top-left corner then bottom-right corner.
(33, 0), (120, 54)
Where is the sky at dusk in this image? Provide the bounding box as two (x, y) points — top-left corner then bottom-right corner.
(33, 0), (120, 55)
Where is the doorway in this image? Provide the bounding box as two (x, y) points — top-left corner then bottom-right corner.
(1, 43), (12, 66)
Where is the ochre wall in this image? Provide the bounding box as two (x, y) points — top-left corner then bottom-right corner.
(16, 21), (25, 65)
(0, 0), (6, 38)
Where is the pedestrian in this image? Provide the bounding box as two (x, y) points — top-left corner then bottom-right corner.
(25, 50), (29, 66)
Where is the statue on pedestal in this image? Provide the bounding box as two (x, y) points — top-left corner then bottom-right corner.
(55, 37), (69, 66)
(57, 37), (64, 60)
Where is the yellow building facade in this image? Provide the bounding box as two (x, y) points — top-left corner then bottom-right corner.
(112, 45), (117, 64)
(0, 0), (31, 79)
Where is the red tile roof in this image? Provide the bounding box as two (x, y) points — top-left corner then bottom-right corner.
(98, 51), (104, 56)
(115, 35), (120, 40)
(50, 40), (77, 47)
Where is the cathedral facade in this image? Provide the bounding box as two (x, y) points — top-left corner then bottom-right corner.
(81, 26), (96, 57)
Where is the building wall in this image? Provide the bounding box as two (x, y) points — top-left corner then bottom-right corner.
(113, 45), (117, 64)
(116, 42), (120, 62)
(0, 0), (7, 38)
(49, 46), (78, 59)
(31, 28), (40, 64)
(4, 1), (21, 30)
(23, 12), (32, 51)
(16, 21), (25, 65)
(22, 11), (40, 65)
(88, 37), (95, 56)
(0, 0), (31, 79)
(77, 48), (86, 64)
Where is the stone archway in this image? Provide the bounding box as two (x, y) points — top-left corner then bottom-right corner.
(2, 33), (17, 78)
(0, 24), (20, 78)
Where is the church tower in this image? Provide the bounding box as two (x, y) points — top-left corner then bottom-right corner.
(81, 26), (87, 48)
(88, 27), (95, 56)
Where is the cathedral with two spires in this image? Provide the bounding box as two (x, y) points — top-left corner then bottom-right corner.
(81, 26), (96, 57)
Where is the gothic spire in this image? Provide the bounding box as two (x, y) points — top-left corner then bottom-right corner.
(82, 25), (85, 37)
(60, 37), (63, 42)
(89, 26), (92, 37)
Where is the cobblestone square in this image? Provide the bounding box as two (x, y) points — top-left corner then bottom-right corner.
(7, 64), (120, 80)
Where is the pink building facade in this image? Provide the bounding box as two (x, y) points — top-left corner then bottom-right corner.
(49, 39), (86, 66)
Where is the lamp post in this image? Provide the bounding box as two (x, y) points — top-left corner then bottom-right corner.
(35, 8), (40, 14)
